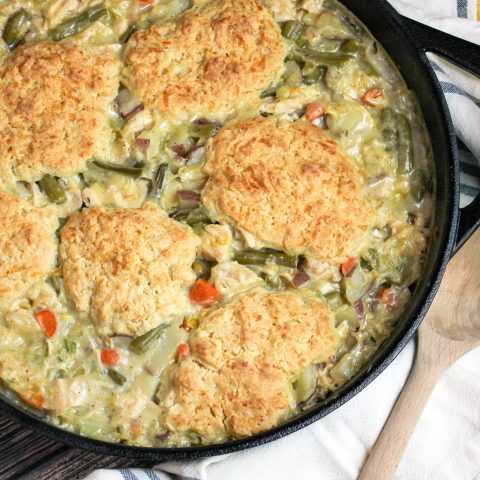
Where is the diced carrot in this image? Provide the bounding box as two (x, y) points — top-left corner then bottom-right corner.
(176, 342), (190, 362)
(34, 309), (58, 338)
(305, 101), (324, 121)
(362, 89), (384, 106)
(101, 348), (120, 367)
(341, 257), (358, 277)
(138, 0), (154, 4)
(22, 392), (45, 410)
(130, 418), (143, 438)
(189, 279), (222, 308)
(378, 287), (396, 307)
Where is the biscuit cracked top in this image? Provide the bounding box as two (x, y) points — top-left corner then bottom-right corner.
(124, 0), (286, 121)
(0, 43), (120, 185)
(60, 203), (200, 337)
(162, 290), (338, 440)
(202, 116), (373, 260)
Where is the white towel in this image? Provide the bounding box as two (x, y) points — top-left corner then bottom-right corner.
(85, 1), (480, 479)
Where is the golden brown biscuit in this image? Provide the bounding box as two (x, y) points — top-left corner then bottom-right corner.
(0, 43), (120, 185)
(202, 116), (373, 259)
(0, 191), (59, 310)
(163, 290), (338, 439)
(124, 0), (286, 120)
(60, 203), (200, 337)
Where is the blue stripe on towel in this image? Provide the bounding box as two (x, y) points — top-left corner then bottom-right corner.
(461, 183), (480, 197)
(431, 61), (444, 74)
(457, 0), (468, 17)
(142, 468), (164, 480)
(439, 81), (480, 107)
(120, 469), (140, 480)
(461, 161), (480, 177)
(142, 470), (161, 480)
(431, 64), (480, 106)
(440, 81), (469, 98)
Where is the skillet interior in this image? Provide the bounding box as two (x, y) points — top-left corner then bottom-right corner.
(0, 0), (458, 459)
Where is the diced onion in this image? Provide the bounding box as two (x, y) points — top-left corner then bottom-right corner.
(135, 138), (150, 150)
(177, 190), (201, 203)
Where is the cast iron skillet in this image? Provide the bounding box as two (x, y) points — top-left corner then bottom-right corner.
(1, 0), (479, 461)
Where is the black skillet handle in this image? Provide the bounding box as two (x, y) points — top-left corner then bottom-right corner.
(402, 17), (480, 251)
(402, 17), (480, 78)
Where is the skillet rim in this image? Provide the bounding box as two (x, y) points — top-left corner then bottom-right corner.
(0, 0), (460, 460)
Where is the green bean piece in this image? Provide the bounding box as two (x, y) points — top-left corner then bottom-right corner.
(293, 46), (352, 66)
(51, 4), (109, 41)
(340, 39), (375, 74)
(39, 174), (67, 204)
(322, 0), (337, 8)
(396, 114), (414, 174)
(191, 222), (208, 235)
(185, 208), (210, 227)
(170, 207), (210, 231)
(295, 38), (308, 48)
(153, 163), (168, 200)
(261, 273), (283, 290)
(409, 169), (427, 202)
(191, 124), (218, 138)
(119, 23), (137, 43)
(64, 338), (77, 354)
(282, 21), (303, 40)
(51, 15), (88, 41)
(381, 108), (398, 151)
(260, 86), (277, 99)
(302, 65), (327, 85)
(234, 250), (298, 268)
(340, 38), (364, 54)
(170, 209), (191, 222)
(87, 5), (109, 22)
(108, 369), (126, 386)
(2, 8), (32, 50)
(130, 323), (169, 354)
(92, 160), (144, 177)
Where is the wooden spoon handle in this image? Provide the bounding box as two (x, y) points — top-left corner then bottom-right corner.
(357, 333), (447, 480)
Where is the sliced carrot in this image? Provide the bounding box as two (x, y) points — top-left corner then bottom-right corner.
(378, 287), (396, 307)
(101, 348), (120, 367)
(189, 279), (222, 308)
(362, 88), (384, 106)
(305, 101), (324, 121)
(22, 392), (45, 410)
(138, 0), (154, 4)
(341, 257), (358, 277)
(34, 309), (58, 338)
(176, 342), (190, 362)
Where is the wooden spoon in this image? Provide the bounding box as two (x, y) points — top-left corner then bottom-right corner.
(358, 228), (480, 480)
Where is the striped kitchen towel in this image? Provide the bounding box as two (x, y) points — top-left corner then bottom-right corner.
(84, 2), (480, 480)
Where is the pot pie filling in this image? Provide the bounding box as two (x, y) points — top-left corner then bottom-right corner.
(0, 0), (433, 447)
